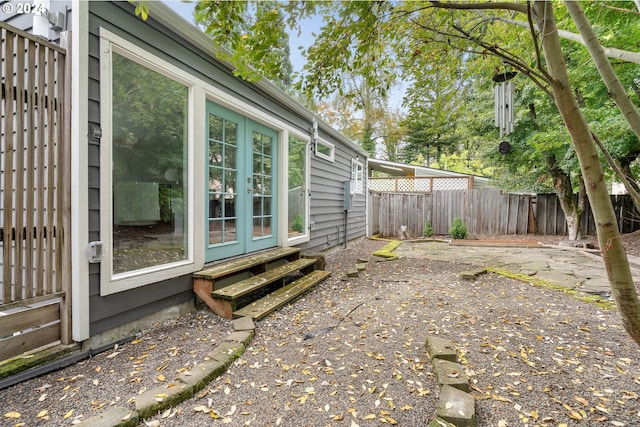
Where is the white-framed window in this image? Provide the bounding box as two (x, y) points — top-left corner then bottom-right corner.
(99, 29), (194, 295)
(315, 139), (335, 162)
(287, 133), (310, 245)
(351, 159), (364, 194)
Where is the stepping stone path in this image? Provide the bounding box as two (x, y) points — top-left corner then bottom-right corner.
(426, 335), (476, 427)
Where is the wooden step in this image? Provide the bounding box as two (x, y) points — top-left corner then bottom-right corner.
(194, 247), (301, 281)
(212, 257), (317, 301)
(232, 270), (331, 320)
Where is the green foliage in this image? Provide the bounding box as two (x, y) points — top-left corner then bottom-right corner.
(449, 218), (468, 240)
(291, 214), (304, 233)
(189, 0), (640, 192)
(423, 220), (433, 238)
(194, 1), (294, 89)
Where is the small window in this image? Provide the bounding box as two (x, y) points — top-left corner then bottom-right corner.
(351, 159), (364, 194)
(315, 139), (335, 162)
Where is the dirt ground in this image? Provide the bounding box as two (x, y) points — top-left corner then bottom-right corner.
(1, 233), (640, 426)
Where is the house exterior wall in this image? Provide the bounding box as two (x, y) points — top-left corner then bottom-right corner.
(2, 0), (367, 341)
(308, 148), (366, 252)
(82, 2), (366, 337)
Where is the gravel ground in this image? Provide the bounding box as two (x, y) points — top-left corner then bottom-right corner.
(2, 236), (640, 427)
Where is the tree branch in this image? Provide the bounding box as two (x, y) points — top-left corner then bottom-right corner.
(429, 1), (527, 14)
(491, 15), (640, 65)
(526, 2), (552, 83)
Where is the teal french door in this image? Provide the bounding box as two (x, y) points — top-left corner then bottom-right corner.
(206, 101), (278, 261)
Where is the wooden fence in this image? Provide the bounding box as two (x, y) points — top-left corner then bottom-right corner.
(369, 190), (640, 238)
(0, 22), (71, 360)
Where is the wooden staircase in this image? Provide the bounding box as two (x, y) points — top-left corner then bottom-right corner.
(193, 248), (330, 320)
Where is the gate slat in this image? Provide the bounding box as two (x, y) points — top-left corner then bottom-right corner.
(35, 41), (46, 297)
(24, 38), (36, 299)
(0, 321), (61, 361)
(14, 35), (25, 301)
(0, 301), (59, 336)
(46, 47), (56, 294)
(3, 30), (16, 303)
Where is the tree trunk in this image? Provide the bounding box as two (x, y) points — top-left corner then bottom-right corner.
(564, 1), (640, 207)
(546, 154), (582, 239)
(534, 1), (640, 345)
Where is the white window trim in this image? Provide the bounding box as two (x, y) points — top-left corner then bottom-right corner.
(285, 130), (311, 247)
(351, 158), (364, 194)
(99, 28), (195, 295)
(72, 1), (90, 341)
(315, 139), (335, 162)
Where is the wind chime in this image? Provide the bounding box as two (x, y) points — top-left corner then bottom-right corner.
(493, 70), (517, 154)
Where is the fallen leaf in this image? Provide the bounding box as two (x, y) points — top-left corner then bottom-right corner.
(574, 396), (589, 406)
(4, 412), (21, 419)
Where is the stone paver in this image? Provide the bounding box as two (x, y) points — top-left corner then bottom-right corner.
(395, 240), (640, 298)
(437, 385), (476, 427)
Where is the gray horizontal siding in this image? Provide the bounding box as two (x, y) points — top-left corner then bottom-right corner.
(303, 141), (367, 252)
(89, 276), (194, 335)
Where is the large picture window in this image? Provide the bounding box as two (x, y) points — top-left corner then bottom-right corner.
(110, 51), (189, 277)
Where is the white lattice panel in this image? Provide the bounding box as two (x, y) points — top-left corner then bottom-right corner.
(432, 178), (469, 191)
(369, 177), (470, 192)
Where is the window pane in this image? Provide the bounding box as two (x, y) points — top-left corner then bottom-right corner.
(263, 135), (272, 156)
(111, 52), (189, 275)
(225, 121), (237, 145)
(209, 167), (222, 192)
(209, 115), (223, 141)
(288, 136), (307, 238)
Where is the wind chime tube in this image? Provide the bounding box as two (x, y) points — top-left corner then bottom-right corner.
(507, 81), (514, 135)
(497, 83), (505, 138)
(503, 81), (509, 138)
(495, 85), (500, 128)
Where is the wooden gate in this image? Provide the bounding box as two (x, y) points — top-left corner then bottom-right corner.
(0, 22), (71, 361)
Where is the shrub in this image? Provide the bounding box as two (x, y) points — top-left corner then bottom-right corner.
(291, 214), (304, 233)
(449, 217), (468, 239)
(423, 220), (434, 238)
